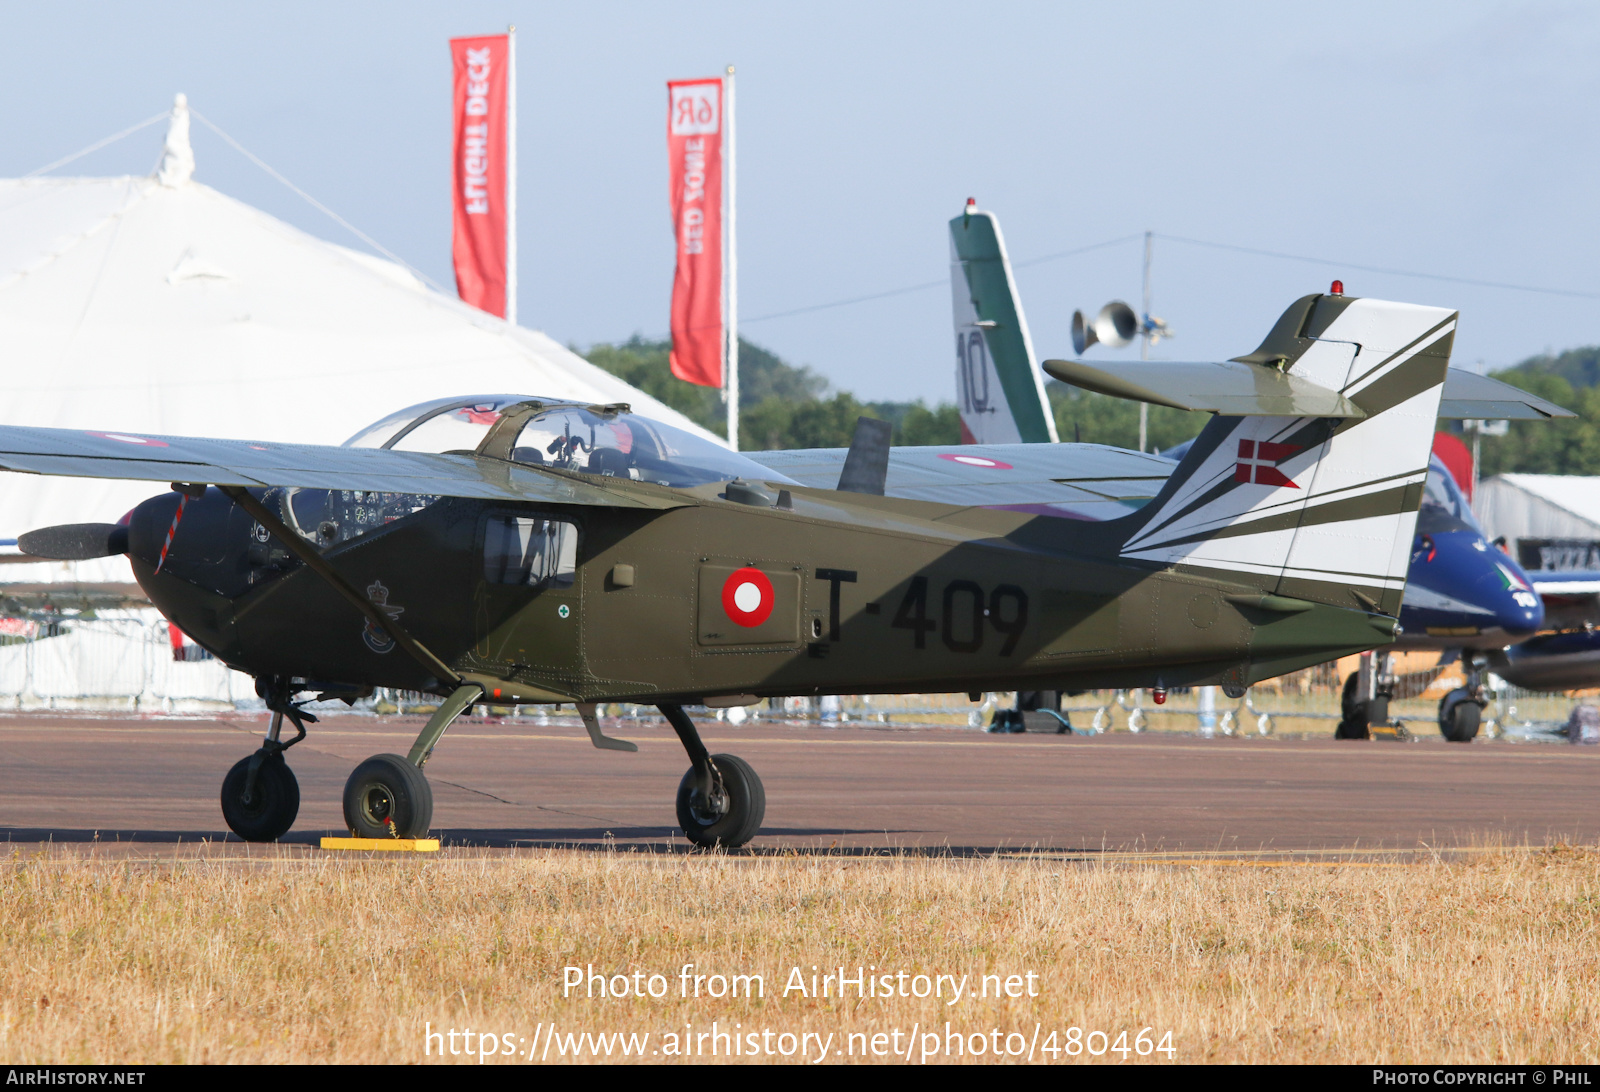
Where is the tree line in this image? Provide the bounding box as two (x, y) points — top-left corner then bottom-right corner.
(585, 336), (1600, 472)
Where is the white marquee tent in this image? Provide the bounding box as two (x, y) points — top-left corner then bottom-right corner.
(1476, 473), (1600, 571)
(0, 97), (716, 585)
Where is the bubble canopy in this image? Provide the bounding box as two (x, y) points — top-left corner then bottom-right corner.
(344, 395), (795, 489)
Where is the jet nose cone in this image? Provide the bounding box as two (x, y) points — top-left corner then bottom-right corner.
(1479, 546), (1544, 636)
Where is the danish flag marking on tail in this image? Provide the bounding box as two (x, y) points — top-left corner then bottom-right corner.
(1235, 439), (1301, 488)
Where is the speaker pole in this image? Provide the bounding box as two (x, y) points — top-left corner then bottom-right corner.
(1139, 230), (1152, 452)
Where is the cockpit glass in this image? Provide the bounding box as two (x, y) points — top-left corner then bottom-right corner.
(342, 396), (525, 452)
(1421, 456), (1484, 534)
(384, 397), (515, 451)
(387, 398), (520, 454)
(343, 396), (794, 488)
(512, 406), (796, 488)
(343, 397), (466, 449)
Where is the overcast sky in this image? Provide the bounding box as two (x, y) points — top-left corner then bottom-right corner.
(4, 1), (1599, 402)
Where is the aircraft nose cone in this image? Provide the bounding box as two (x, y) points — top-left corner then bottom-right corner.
(1401, 530), (1543, 645)
(1473, 542), (1544, 636)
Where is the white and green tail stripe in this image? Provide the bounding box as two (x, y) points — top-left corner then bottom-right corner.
(1118, 296), (1456, 616)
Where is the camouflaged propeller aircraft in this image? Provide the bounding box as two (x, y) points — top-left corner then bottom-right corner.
(10, 289), (1466, 847)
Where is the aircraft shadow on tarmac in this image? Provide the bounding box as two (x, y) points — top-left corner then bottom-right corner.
(0, 826), (1090, 857)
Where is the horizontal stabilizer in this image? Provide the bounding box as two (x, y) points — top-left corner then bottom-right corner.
(1041, 358), (1365, 418)
(1044, 358), (1574, 422)
(1436, 369), (1574, 420)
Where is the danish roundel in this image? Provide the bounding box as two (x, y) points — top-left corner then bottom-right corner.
(721, 566), (775, 628)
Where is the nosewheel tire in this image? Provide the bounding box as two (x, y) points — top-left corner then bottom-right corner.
(1438, 689), (1483, 743)
(220, 751), (300, 842)
(343, 754), (434, 840)
(676, 753), (764, 850)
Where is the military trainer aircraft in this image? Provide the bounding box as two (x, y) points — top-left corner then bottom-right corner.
(10, 287), (1470, 847)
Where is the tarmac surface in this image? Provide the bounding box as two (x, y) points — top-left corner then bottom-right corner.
(0, 711), (1594, 859)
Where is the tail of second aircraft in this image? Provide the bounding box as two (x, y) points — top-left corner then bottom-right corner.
(948, 203), (1058, 445)
(1106, 293), (1457, 617)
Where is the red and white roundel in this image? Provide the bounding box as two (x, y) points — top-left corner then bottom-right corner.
(721, 567), (774, 628)
(938, 453), (1012, 470)
(88, 431), (169, 448)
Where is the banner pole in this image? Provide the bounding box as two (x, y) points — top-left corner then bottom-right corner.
(505, 25), (518, 326)
(724, 65), (738, 450)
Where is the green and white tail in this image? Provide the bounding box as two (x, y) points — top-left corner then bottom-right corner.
(1113, 294), (1457, 615)
(948, 203), (1058, 445)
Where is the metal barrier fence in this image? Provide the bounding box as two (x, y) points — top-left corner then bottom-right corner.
(0, 614), (1587, 741)
(0, 613), (251, 712)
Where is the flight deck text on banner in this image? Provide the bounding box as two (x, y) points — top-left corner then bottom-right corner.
(667, 78), (725, 388)
(451, 34), (510, 319)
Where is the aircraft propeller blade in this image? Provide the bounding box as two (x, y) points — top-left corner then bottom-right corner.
(17, 523), (129, 560)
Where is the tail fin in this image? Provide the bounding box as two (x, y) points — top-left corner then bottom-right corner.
(1116, 293), (1457, 616)
(948, 204), (1058, 445)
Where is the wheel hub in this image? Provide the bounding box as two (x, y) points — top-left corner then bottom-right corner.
(362, 785), (394, 825)
(688, 786), (728, 826)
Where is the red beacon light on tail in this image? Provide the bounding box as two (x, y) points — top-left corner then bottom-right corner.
(1330, 280), (1344, 295)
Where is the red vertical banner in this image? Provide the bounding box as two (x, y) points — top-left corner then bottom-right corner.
(667, 79), (724, 387)
(451, 34), (510, 317)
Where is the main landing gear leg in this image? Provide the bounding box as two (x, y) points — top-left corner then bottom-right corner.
(1337, 650), (1403, 739)
(220, 680), (311, 842)
(660, 703), (765, 850)
(342, 683), (483, 840)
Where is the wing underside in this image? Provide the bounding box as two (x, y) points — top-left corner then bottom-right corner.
(0, 426), (678, 509)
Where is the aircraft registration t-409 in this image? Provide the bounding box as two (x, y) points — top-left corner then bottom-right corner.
(12, 293), (1458, 847)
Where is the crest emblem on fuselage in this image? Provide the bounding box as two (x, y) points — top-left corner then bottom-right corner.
(362, 579), (405, 654)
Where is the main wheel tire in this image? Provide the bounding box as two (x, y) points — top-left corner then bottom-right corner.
(676, 754), (765, 850)
(343, 754), (434, 839)
(220, 751), (300, 842)
(1438, 689), (1483, 743)
(1335, 672), (1371, 740)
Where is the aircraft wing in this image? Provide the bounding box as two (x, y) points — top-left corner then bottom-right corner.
(751, 441), (1176, 516)
(1530, 571), (1600, 598)
(1436, 369), (1574, 419)
(0, 426), (684, 509)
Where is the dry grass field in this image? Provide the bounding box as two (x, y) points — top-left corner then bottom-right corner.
(0, 844), (1596, 1064)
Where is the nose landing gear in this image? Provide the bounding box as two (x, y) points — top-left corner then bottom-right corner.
(220, 749), (300, 842)
(1438, 651), (1487, 743)
(220, 681), (313, 841)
